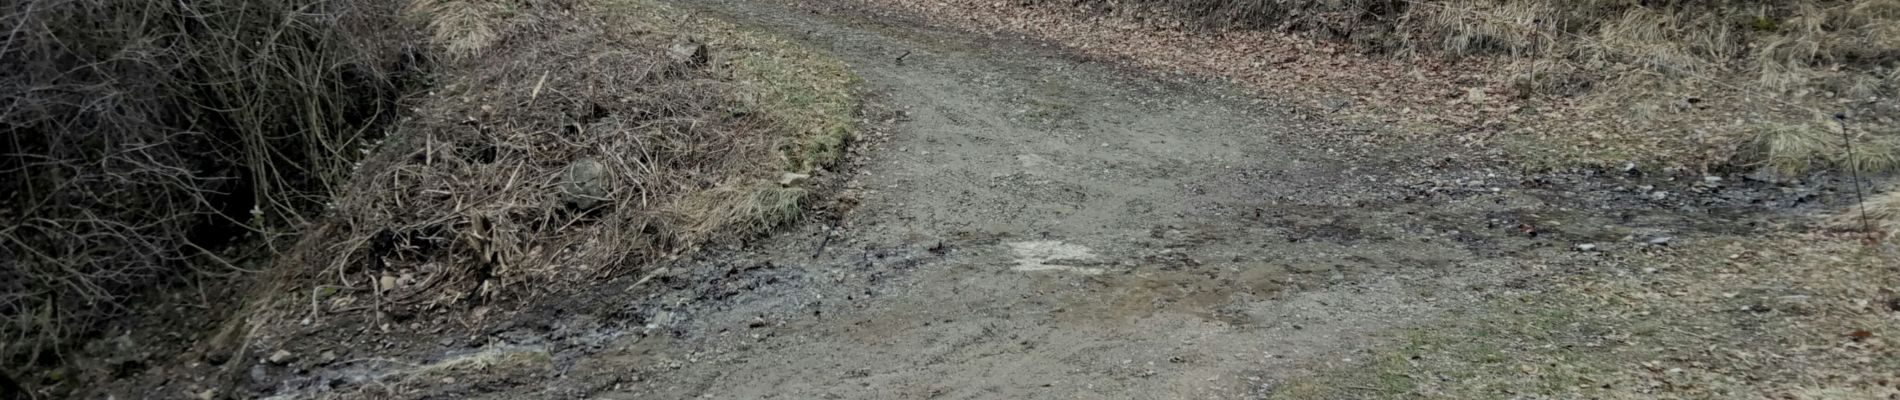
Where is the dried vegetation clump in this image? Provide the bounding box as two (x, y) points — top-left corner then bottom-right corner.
(1831, 190), (1900, 243)
(261, 0), (858, 323)
(1, 0), (416, 367)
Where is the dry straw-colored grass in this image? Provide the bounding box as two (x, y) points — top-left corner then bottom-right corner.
(1751, 114), (1900, 177)
(1832, 190), (1900, 242)
(408, 0), (507, 58)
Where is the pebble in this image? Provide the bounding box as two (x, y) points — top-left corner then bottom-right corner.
(779, 172), (811, 186)
(1575, 243), (1599, 252)
(267, 349), (295, 365)
(1647, 236), (1674, 246)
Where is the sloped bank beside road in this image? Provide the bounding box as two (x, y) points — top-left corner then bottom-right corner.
(64, 0), (861, 398)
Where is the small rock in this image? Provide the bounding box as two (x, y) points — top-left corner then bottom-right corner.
(1649, 191), (1669, 200)
(778, 172), (811, 187)
(1575, 243), (1599, 252)
(1463, 87), (1488, 103)
(1646, 236), (1674, 246)
(748, 316), (769, 328)
(1324, 98), (1352, 110)
(668, 37), (708, 67)
(377, 275), (398, 292)
(319, 350), (338, 365)
(267, 349), (295, 365)
(562, 158), (612, 209)
(1746, 167), (1779, 182)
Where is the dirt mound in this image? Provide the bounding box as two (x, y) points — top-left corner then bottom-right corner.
(36, 0), (857, 396)
(151, 1), (861, 395)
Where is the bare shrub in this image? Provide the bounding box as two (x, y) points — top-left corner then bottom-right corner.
(0, 0), (415, 368)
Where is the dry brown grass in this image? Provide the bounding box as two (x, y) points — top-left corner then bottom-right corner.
(409, 0), (508, 58)
(243, 0), (859, 334)
(1750, 114), (1900, 177)
(1832, 190), (1900, 243)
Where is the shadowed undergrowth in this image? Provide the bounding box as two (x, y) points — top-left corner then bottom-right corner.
(1, 0), (418, 370)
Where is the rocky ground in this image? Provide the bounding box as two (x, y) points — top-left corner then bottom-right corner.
(60, 0), (1894, 398)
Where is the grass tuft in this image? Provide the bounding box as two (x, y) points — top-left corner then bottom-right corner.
(1746, 113), (1899, 177)
(1831, 190), (1900, 242)
(409, 0), (506, 58)
(1754, 119), (1838, 176)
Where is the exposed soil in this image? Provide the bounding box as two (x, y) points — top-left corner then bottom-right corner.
(65, 0), (1874, 398)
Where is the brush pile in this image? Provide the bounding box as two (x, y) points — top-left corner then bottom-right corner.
(283, 0), (807, 316)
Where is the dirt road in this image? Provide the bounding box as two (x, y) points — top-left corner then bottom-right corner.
(544, 1), (1629, 398)
(238, 0), (1808, 398)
